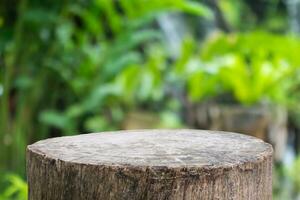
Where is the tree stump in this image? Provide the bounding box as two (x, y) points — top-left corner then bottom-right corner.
(27, 130), (273, 200)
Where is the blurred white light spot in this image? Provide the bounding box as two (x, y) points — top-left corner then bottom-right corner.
(283, 145), (295, 167)
(0, 84), (3, 96)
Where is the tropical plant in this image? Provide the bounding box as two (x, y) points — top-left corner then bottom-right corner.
(0, 174), (27, 200)
(182, 32), (300, 105)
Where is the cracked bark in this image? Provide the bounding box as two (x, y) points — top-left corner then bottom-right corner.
(27, 129), (273, 200)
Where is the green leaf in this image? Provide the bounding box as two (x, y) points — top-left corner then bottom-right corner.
(177, 1), (214, 19)
(84, 116), (111, 132)
(39, 110), (70, 130)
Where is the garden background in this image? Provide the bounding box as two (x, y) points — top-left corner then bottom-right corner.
(2, 0), (300, 199)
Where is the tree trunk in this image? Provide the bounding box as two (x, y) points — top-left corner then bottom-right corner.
(27, 129), (273, 200)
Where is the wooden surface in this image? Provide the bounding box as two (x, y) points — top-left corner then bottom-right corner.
(27, 129), (273, 200)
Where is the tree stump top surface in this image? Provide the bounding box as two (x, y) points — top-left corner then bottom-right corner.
(28, 129), (272, 168)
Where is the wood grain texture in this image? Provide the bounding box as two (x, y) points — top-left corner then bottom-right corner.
(27, 129), (273, 200)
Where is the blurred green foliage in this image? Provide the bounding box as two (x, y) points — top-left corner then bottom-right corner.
(0, 175), (27, 200)
(192, 32), (300, 105)
(289, 157), (300, 193)
(273, 157), (300, 199)
(219, 0), (288, 31)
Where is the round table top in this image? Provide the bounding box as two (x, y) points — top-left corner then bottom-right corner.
(28, 129), (273, 168)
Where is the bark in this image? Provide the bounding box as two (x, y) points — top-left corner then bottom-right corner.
(27, 129), (273, 200)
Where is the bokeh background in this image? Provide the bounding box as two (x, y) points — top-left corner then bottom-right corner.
(1, 0), (300, 199)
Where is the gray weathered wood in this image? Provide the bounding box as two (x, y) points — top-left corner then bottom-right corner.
(27, 129), (273, 200)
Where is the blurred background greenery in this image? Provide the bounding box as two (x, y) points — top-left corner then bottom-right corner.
(1, 0), (300, 199)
